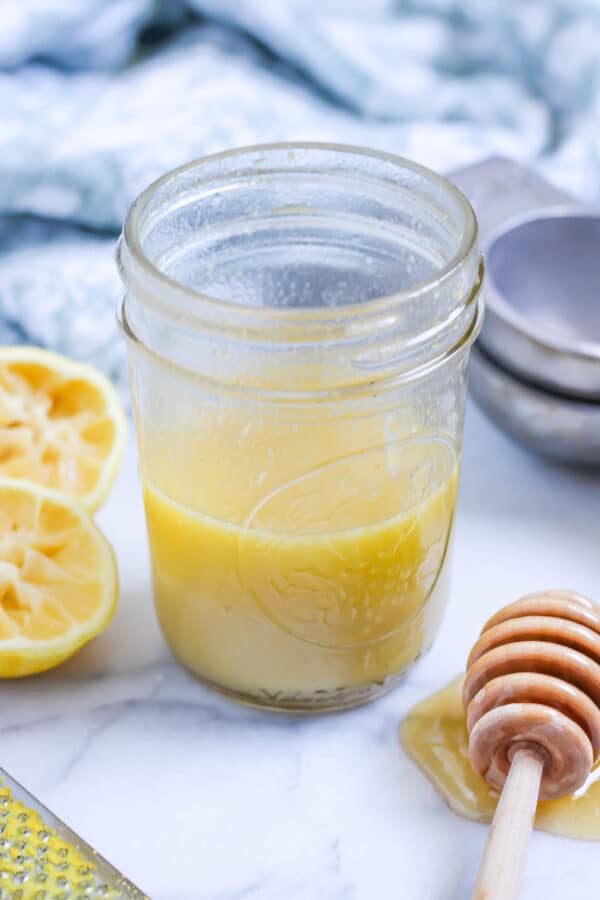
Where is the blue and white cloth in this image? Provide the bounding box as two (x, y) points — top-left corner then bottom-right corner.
(1, 0), (599, 389)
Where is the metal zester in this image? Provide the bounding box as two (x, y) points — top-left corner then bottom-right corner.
(0, 767), (147, 899)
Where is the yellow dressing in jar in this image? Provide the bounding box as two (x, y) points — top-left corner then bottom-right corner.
(119, 144), (483, 710)
(142, 417), (458, 705)
(401, 677), (600, 840)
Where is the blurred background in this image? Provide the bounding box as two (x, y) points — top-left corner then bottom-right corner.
(1, 0), (599, 391)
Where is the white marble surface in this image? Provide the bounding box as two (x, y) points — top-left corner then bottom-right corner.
(1, 399), (599, 900)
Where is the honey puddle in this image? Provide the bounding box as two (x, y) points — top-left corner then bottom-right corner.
(401, 676), (600, 840)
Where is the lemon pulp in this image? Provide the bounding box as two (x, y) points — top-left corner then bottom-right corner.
(0, 347), (126, 511)
(0, 479), (117, 678)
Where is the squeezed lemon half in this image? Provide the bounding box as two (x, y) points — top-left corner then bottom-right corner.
(0, 476), (118, 677)
(0, 346), (127, 512)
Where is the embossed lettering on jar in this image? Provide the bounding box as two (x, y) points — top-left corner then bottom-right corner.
(118, 144), (483, 712)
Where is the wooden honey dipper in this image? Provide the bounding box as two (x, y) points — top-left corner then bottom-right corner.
(463, 589), (600, 900)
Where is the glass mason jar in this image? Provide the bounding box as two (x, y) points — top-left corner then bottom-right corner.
(117, 143), (483, 712)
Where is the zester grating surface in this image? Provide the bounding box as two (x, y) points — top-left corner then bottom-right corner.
(0, 769), (146, 899)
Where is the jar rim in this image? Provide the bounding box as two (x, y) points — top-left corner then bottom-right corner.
(119, 141), (478, 330)
(118, 270), (484, 403)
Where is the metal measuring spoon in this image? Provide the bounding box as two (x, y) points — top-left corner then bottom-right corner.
(481, 207), (600, 400)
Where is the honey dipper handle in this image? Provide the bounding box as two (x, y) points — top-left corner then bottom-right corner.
(472, 749), (544, 900)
